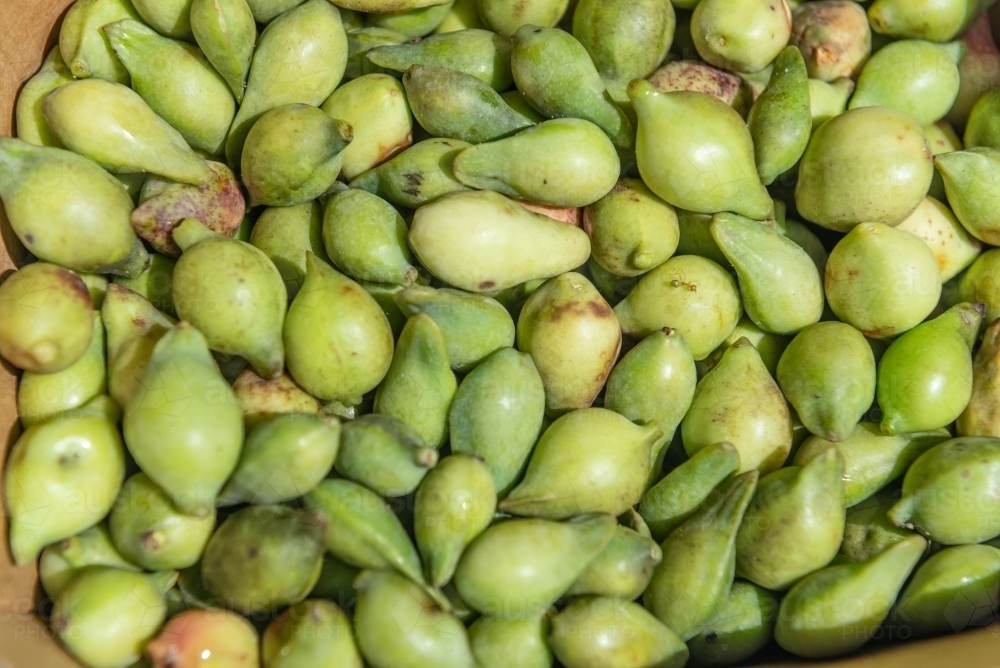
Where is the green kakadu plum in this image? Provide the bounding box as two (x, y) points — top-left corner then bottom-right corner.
(123, 323), (244, 516)
(374, 313), (457, 448)
(415, 454), (497, 587)
(245, 0), (306, 22)
(344, 26), (409, 80)
(776, 322), (875, 443)
(189, 0), (256, 102)
(583, 178), (680, 277)
(51, 567), (177, 668)
(454, 513), (617, 618)
(647, 60), (753, 118)
(102, 284), (176, 408)
(774, 535), (927, 658)
(628, 80), (773, 221)
(321, 73), (414, 181)
(516, 273), (621, 412)
(686, 580), (780, 667)
(500, 408), (661, 519)
(551, 597), (689, 668)
(964, 88), (1000, 149)
(104, 20), (235, 156)
(469, 616), (553, 668)
(131, 0), (193, 38)
(409, 190), (591, 292)
(323, 189), (418, 286)
(888, 436), (1000, 544)
(867, 0), (980, 42)
(402, 65), (534, 144)
(747, 46), (812, 185)
(614, 255), (742, 361)
(925, 119), (963, 200)
(59, 0), (141, 83)
(262, 600), (362, 668)
(435, 0), (483, 33)
(825, 223), (942, 338)
(840, 488), (920, 563)
(0, 139), (148, 276)
(477, 0), (569, 38)
(772, 200), (830, 271)
(4, 396), (125, 565)
(250, 201), (328, 300)
(225, 0), (348, 168)
(44, 79), (213, 185)
(232, 369), (321, 428)
(896, 196), (982, 281)
(350, 137), (471, 208)
(366, 28), (513, 89)
(572, 0), (675, 87)
(808, 77), (855, 132)
(354, 570), (476, 668)
(674, 210), (729, 266)
(892, 544), (1000, 637)
(644, 472), (758, 640)
(735, 449), (846, 591)
(357, 282), (406, 344)
(201, 505), (326, 614)
(877, 302), (982, 435)
(109, 473), (215, 571)
(935, 147), (1000, 245)
(682, 338), (794, 475)
(38, 524), (139, 599)
(711, 213), (824, 335)
(448, 348), (546, 495)
(849, 40), (963, 126)
(115, 254), (178, 315)
(796, 106), (934, 231)
(565, 520), (663, 600)
(335, 414), (437, 497)
(639, 442), (741, 542)
(959, 318), (1000, 437)
(146, 609), (261, 668)
(700, 315), (791, 378)
(15, 47), (75, 146)
(394, 286), (515, 371)
(956, 250), (1000, 324)
(283, 254), (394, 405)
(791, 1), (871, 81)
(691, 0), (793, 73)
(367, 2), (456, 37)
(453, 118), (621, 208)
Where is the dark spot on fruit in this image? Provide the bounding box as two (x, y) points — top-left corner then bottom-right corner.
(479, 281), (495, 290)
(24, 234), (33, 244)
(588, 300), (613, 318)
(247, 546), (259, 559)
(706, 632), (718, 644)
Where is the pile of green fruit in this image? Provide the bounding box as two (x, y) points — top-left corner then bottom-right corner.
(5, 0), (1000, 666)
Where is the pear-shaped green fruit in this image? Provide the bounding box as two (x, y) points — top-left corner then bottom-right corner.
(889, 436), (1000, 544)
(59, 0), (142, 83)
(15, 47), (75, 147)
(262, 599), (362, 668)
(878, 302), (982, 435)
(735, 449), (846, 591)
(415, 454), (497, 587)
(477, 0), (569, 37)
(647, 60), (752, 117)
(374, 313), (457, 448)
(777, 322), (875, 442)
(232, 369), (321, 429)
(453, 118), (620, 207)
(935, 147), (1000, 245)
(250, 201), (328, 300)
(516, 273), (621, 412)
(104, 20), (235, 156)
(449, 348), (546, 494)
(825, 222), (942, 338)
(44, 79), (213, 185)
(639, 442), (741, 542)
(146, 608), (261, 668)
(775, 534), (927, 658)
(354, 569), (475, 668)
(131, 0), (193, 39)
(367, 28), (513, 89)
(897, 196), (982, 281)
(201, 505), (326, 614)
(795, 423), (951, 507)
(335, 414), (437, 497)
(894, 544), (1000, 637)
(956, 250), (1000, 326)
(573, 0), (675, 86)
(686, 580), (780, 667)
(367, 2), (455, 37)
(123, 323), (244, 516)
(109, 473), (215, 571)
(469, 616), (552, 668)
(791, 0), (871, 81)
(344, 26), (409, 79)
(965, 88), (1000, 149)
(500, 408), (661, 518)
(409, 190), (591, 292)
(675, 209), (730, 265)
(38, 524), (139, 599)
(849, 40), (962, 125)
(434, 0), (481, 32)
(225, 0), (348, 167)
(566, 521), (663, 600)
(584, 178), (679, 277)
(0, 139), (147, 276)
(692, 0), (792, 73)
(925, 119), (963, 200)
(322, 73), (414, 180)
(700, 315), (790, 378)
(644, 472), (758, 640)
(219, 413), (340, 505)
(171, 218), (286, 378)
(808, 77), (855, 131)
(284, 254), (394, 404)
(840, 489), (919, 563)
(959, 317), (1000, 437)
(52, 567), (176, 668)
(244, 0), (306, 22)
(867, 0), (978, 42)
(551, 597), (688, 668)
(629, 80), (773, 220)
(190, 0), (256, 102)
(4, 397), (124, 566)
(454, 514), (616, 618)
(350, 137), (471, 207)
(796, 106), (934, 230)
(747, 46), (811, 184)
(614, 255), (742, 360)
(682, 338), (794, 474)
(323, 189), (418, 286)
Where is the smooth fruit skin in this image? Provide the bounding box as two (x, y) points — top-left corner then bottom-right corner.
(189, 0), (257, 102)
(469, 616), (552, 668)
(147, 609), (260, 668)
(350, 137), (471, 208)
(477, 0), (570, 38)
(250, 201), (328, 301)
(686, 581), (779, 667)
(867, 0), (979, 42)
(791, 0), (872, 81)
(565, 523), (663, 601)
(692, 0), (792, 73)
(38, 524), (138, 599)
(334, 413), (436, 497)
(896, 196), (982, 281)
(840, 488), (920, 563)
(365, 28), (513, 90)
(572, 0), (675, 86)
(935, 147), (1000, 245)
(60, 0), (142, 83)
(747, 46), (812, 185)
(262, 600), (362, 668)
(15, 47), (75, 146)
